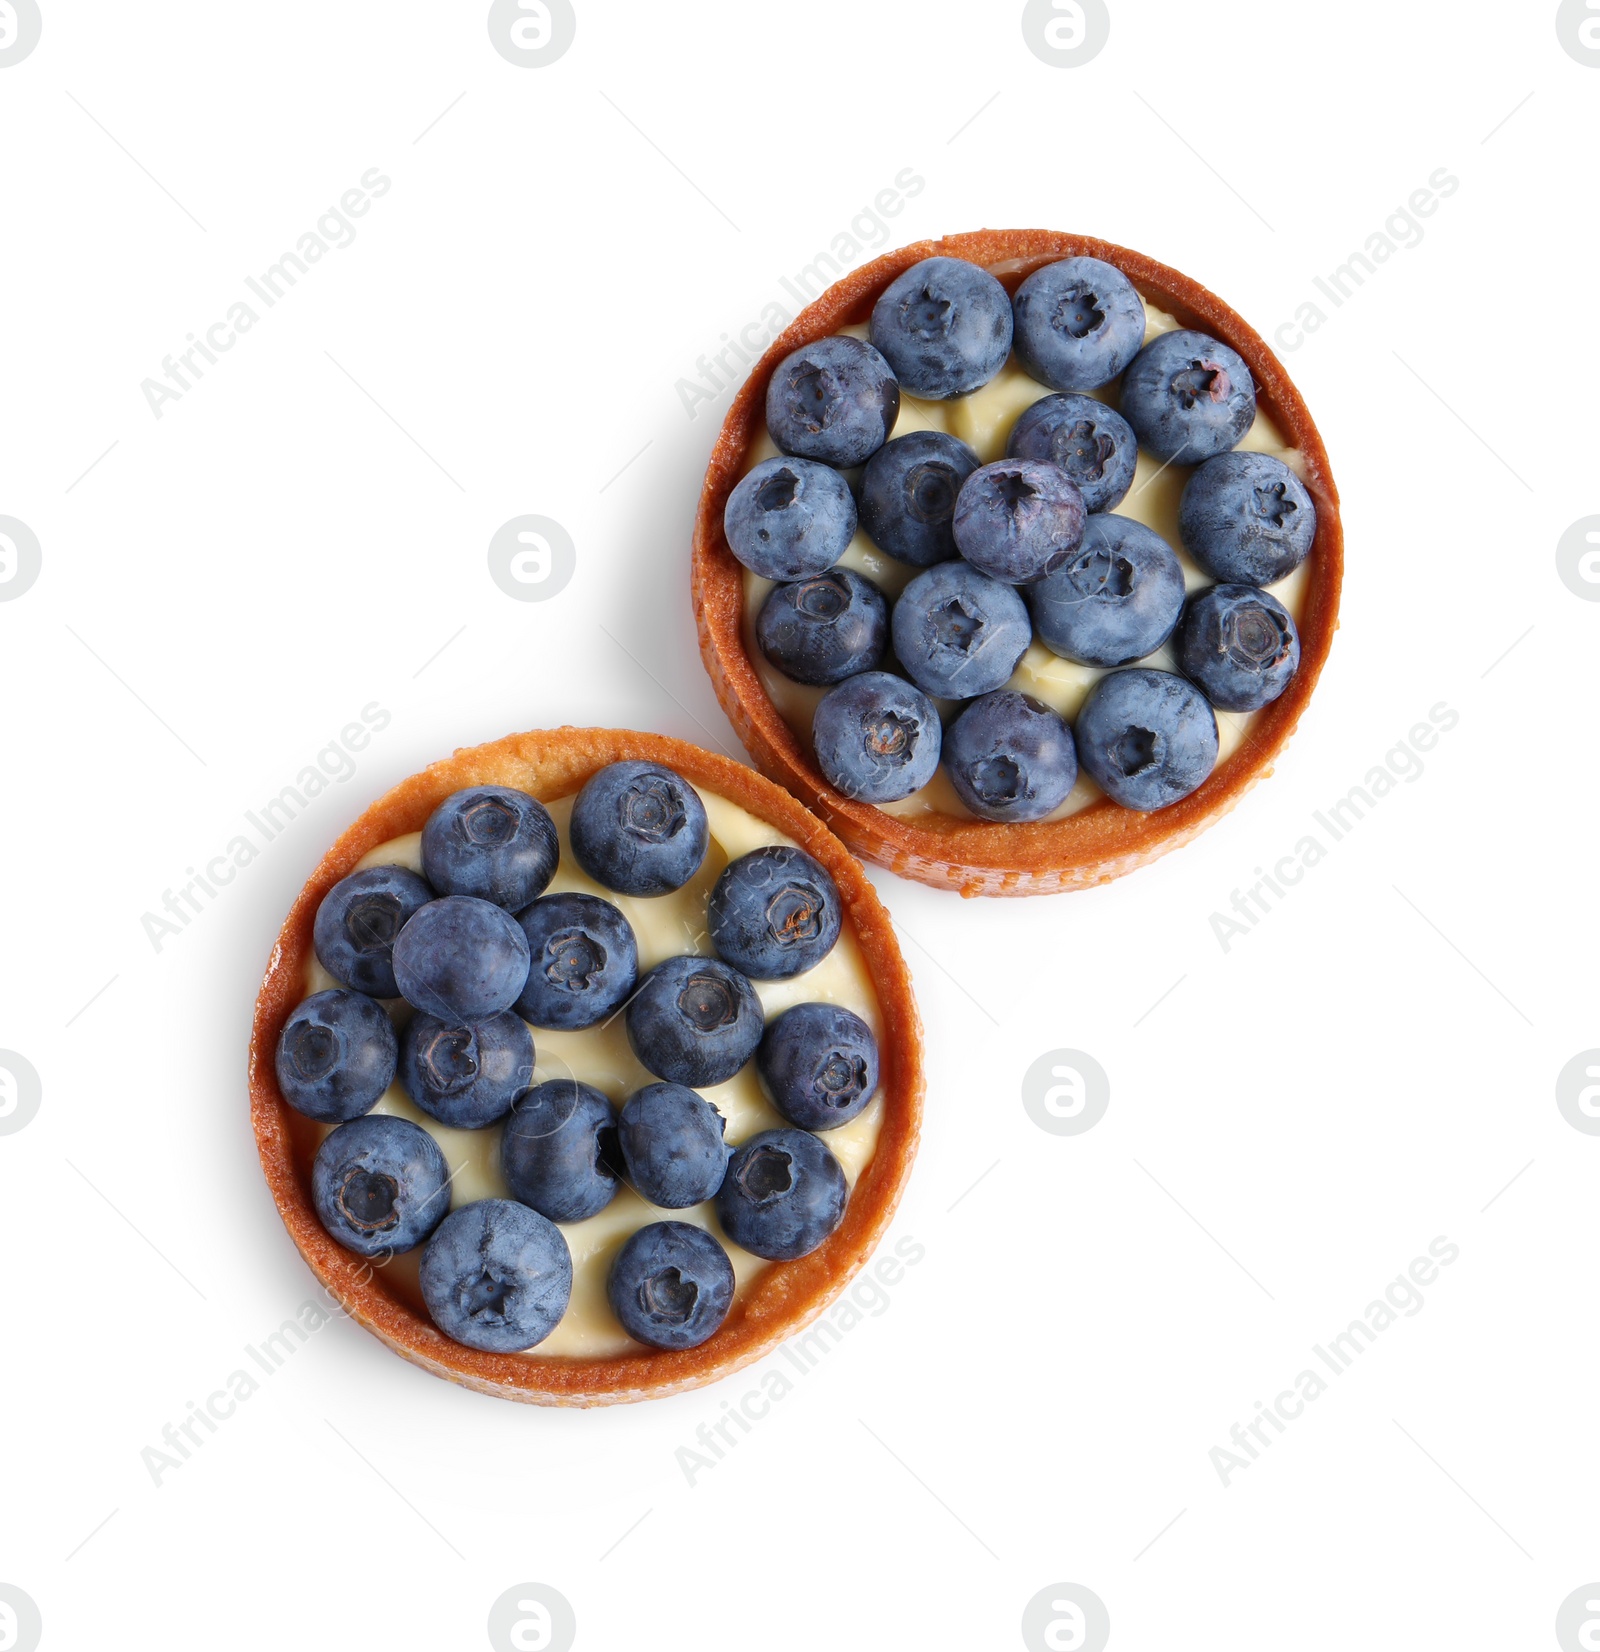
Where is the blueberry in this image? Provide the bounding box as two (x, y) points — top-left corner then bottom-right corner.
(1176, 583), (1300, 712)
(859, 431), (981, 567)
(1075, 668), (1219, 811)
(943, 690), (1079, 822)
(569, 761), (709, 897)
(1119, 330), (1256, 464)
(419, 1198), (572, 1353)
(399, 1009), (533, 1129)
(1006, 393), (1139, 514)
(869, 256), (1013, 399)
(608, 1221), (735, 1351)
(501, 1079), (619, 1223)
(757, 1002), (879, 1131)
(391, 896), (531, 1022)
(812, 671), (942, 803)
(724, 456), (857, 581)
(420, 786), (558, 912)
(1027, 514), (1186, 667)
(617, 1083), (730, 1209)
(716, 1129), (848, 1261)
(757, 568), (888, 686)
(1178, 451), (1316, 586)
(625, 956), (764, 1087)
(513, 892), (638, 1031)
(1011, 256), (1146, 390)
(890, 561), (1032, 699)
(275, 989), (397, 1123)
(952, 458), (1086, 585)
(311, 1113), (451, 1256)
(313, 865), (433, 999)
(766, 335), (900, 467)
(709, 846), (841, 980)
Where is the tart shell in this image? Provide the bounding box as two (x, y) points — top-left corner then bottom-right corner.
(248, 727), (924, 1407)
(691, 229), (1344, 897)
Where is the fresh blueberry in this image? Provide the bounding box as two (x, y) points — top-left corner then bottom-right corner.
(942, 690), (1079, 822)
(1178, 451), (1317, 586)
(869, 256), (1013, 399)
(766, 335), (900, 467)
(399, 1009), (533, 1130)
(608, 1221), (735, 1351)
(501, 1079), (619, 1223)
(709, 846), (841, 981)
(1011, 255), (1146, 390)
(275, 989), (397, 1123)
(391, 896), (530, 1022)
(723, 456), (858, 581)
(419, 1198), (572, 1353)
(617, 1083), (730, 1209)
(313, 865), (433, 999)
(859, 431), (981, 567)
(311, 1113), (450, 1256)
(569, 761), (709, 897)
(1006, 393), (1139, 514)
(625, 956), (764, 1087)
(716, 1129), (848, 1261)
(513, 891), (638, 1031)
(1176, 584), (1300, 712)
(757, 568), (888, 686)
(952, 458), (1086, 585)
(757, 1002), (879, 1131)
(1075, 668), (1219, 810)
(420, 787), (558, 912)
(1119, 330), (1256, 464)
(1027, 513), (1186, 667)
(812, 671), (942, 803)
(890, 561), (1032, 699)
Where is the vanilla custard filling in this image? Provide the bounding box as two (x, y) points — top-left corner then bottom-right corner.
(739, 301), (1311, 821)
(304, 787), (885, 1359)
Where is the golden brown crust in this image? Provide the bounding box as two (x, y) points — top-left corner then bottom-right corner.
(691, 228), (1344, 897)
(248, 727), (924, 1406)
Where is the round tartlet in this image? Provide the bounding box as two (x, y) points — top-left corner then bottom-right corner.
(248, 727), (924, 1407)
(692, 229), (1345, 897)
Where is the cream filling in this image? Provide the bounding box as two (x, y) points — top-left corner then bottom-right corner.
(740, 302), (1311, 821)
(303, 788), (884, 1359)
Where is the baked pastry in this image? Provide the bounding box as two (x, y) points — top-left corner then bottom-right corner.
(692, 229), (1344, 896)
(248, 727), (923, 1406)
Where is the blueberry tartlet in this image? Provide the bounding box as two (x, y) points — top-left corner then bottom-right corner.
(693, 231), (1343, 895)
(249, 728), (923, 1406)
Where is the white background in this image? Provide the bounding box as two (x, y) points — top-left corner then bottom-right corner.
(2, 2), (1596, 1648)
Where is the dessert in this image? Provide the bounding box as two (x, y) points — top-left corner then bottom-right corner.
(692, 230), (1344, 896)
(249, 728), (922, 1406)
